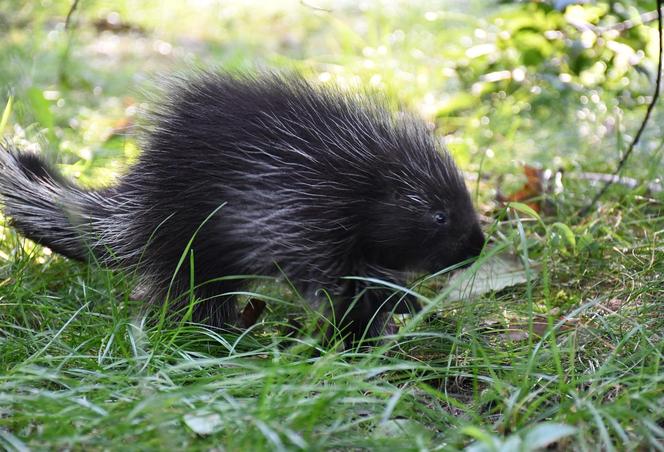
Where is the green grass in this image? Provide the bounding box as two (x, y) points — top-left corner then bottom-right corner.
(1, 1), (663, 450)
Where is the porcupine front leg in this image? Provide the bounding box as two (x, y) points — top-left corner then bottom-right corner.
(332, 273), (421, 348)
(333, 289), (396, 348)
(359, 265), (422, 315)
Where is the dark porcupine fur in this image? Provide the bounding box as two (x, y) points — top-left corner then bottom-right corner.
(0, 71), (485, 345)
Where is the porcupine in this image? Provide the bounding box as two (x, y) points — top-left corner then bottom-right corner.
(0, 71), (485, 345)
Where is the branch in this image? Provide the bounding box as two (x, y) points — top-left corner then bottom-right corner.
(567, 7), (663, 35)
(300, 0), (332, 13)
(65, 0), (80, 31)
(580, 1), (663, 216)
(597, 7), (663, 34)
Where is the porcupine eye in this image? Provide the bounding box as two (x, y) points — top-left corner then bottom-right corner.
(433, 211), (447, 225)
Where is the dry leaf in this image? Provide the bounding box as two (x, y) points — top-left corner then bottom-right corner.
(444, 252), (538, 301)
(497, 164), (563, 215)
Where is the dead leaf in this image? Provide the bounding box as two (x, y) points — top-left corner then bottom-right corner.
(497, 164), (543, 211)
(497, 164), (563, 215)
(444, 252), (538, 301)
(93, 14), (146, 34)
(240, 298), (266, 328)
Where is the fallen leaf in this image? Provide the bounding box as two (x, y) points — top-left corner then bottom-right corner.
(183, 411), (223, 436)
(240, 298), (266, 328)
(497, 164), (544, 212)
(373, 419), (431, 439)
(444, 252), (538, 301)
(497, 164), (564, 215)
(93, 14), (146, 34)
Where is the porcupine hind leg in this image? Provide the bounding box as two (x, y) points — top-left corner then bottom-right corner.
(186, 261), (266, 329)
(135, 271), (247, 331)
(187, 279), (243, 330)
(146, 263), (243, 330)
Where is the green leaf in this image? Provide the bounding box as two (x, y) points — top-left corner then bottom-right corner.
(436, 92), (479, 116)
(0, 96), (12, 135)
(523, 422), (576, 450)
(508, 202), (542, 223)
(551, 222), (576, 251)
(27, 87), (55, 140)
(461, 425), (492, 441)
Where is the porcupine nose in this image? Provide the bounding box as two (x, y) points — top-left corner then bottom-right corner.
(465, 224), (486, 260)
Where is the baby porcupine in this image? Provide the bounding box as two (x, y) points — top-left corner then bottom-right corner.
(0, 71), (485, 345)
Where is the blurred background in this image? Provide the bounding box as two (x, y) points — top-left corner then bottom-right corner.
(0, 0), (662, 207)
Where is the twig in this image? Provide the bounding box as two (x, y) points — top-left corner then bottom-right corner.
(567, 7), (663, 35)
(580, 1), (663, 217)
(65, 0), (80, 30)
(600, 8), (662, 33)
(60, 0), (82, 86)
(569, 171), (662, 194)
(300, 0), (332, 13)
